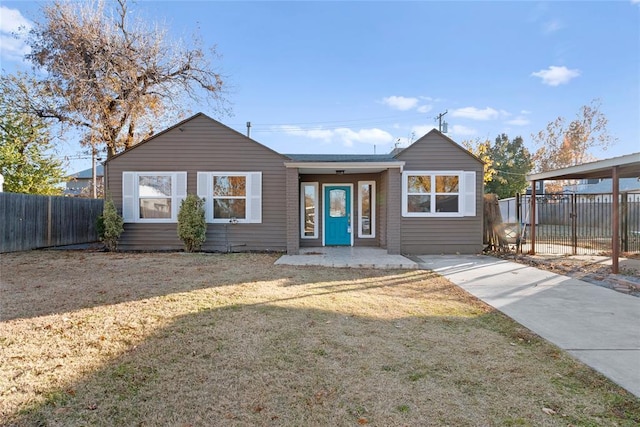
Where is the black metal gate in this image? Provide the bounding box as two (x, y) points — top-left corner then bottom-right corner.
(514, 193), (640, 255)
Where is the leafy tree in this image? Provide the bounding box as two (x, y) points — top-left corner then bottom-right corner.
(462, 138), (496, 184)
(484, 134), (533, 199)
(22, 0), (227, 157)
(177, 195), (207, 252)
(532, 99), (615, 172)
(464, 134), (533, 199)
(0, 75), (66, 195)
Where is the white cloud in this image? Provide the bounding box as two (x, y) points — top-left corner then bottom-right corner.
(276, 125), (393, 147)
(381, 96), (419, 111)
(276, 125), (334, 142)
(334, 127), (393, 147)
(632, 0), (640, 5)
(416, 105), (433, 114)
(449, 125), (477, 137)
(451, 107), (500, 121)
(520, 110), (532, 115)
(0, 6), (32, 33)
(542, 19), (563, 34)
(505, 116), (530, 126)
(531, 65), (581, 86)
(411, 125), (437, 138)
(0, 6), (32, 63)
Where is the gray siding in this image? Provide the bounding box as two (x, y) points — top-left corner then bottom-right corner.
(105, 114), (288, 252)
(286, 167), (300, 254)
(298, 173), (383, 248)
(395, 132), (484, 254)
(385, 168), (401, 254)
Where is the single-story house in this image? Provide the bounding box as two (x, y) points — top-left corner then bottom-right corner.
(104, 113), (484, 254)
(65, 165), (104, 196)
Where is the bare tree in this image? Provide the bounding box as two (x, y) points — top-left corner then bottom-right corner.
(532, 99), (615, 173)
(24, 0), (228, 157)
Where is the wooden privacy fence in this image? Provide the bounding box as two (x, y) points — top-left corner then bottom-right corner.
(0, 193), (104, 253)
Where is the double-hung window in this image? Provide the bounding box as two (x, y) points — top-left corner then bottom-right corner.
(122, 172), (187, 222)
(197, 172), (262, 223)
(402, 171), (476, 217)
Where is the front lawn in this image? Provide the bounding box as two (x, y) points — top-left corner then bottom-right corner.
(1, 251), (638, 426)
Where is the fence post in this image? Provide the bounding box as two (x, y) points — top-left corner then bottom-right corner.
(47, 196), (52, 247)
(621, 192), (628, 253)
(530, 183), (536, 255)
(571, 193), (577, 255)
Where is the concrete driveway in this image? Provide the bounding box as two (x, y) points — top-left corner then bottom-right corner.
(417, 254), (640, 398)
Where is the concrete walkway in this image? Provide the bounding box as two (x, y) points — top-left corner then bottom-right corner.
(417, 254), (640, 398)
(275, 247), (418, 269)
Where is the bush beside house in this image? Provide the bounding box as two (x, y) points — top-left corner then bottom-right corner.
(98, 199), (124, 251)
(177, 194), (207, 252)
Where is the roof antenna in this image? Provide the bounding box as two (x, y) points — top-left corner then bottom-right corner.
(435, 110), (448, 133)
(246, 121), (251, 138)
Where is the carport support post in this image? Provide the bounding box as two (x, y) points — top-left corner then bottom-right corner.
(529, 180), (536, 255)
(612, 166), (619, 274)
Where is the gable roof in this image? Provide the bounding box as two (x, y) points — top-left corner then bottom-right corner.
(564, 177), (640, 194)
(68, 165), (104, 179)
(395, 129), (484, 165)
(105, 112), (289, 163)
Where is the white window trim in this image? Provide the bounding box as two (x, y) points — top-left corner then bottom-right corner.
(300, 182), (319, 239)
(402, 171), (472, 218)
(358, 180), (376, 238)
(122, 171), (187, 223)
(197, 172), (262, 224)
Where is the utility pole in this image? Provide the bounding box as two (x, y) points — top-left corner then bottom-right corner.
(92, 146), (97, 199)
(436, 110), (448, 133)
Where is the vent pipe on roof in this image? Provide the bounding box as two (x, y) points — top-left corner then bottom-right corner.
(246, 121), (251, 138)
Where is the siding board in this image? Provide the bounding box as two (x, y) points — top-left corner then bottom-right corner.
(395, 131), (484, 254)
(106, 114), (288, 251)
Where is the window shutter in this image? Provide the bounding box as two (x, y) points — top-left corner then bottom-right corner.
(197, 172), (212, 222)
(122, 172), (135, 222)
(401, 172), (408, 217)
(463, 171), (476, 216)
(175, 172), (187, 220)
(248, 172), (262, 223)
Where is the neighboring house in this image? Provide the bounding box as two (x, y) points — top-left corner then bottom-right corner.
(562, 177), (640, 202)
(65, 165), (104, 196)
(104, 113), (484, 254)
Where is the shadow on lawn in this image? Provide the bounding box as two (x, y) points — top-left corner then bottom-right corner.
(6, 300), (639, 427)
(0, 250), (450, 322)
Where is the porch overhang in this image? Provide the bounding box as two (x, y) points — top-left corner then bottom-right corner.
(284, 161), (404, 175)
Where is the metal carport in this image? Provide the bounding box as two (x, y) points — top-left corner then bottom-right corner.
(526, 152), (640, 273)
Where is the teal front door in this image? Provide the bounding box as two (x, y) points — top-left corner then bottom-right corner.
(324, 185), (351, 245)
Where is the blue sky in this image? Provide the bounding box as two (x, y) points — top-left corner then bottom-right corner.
(1, 1), (639, 174)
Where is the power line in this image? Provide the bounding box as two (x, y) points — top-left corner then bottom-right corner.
(226, 112), (430, 132)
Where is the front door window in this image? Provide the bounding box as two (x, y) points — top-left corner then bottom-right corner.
(329, 189), (346, 217)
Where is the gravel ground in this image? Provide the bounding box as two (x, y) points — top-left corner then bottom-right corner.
(492, 252), (640, 297)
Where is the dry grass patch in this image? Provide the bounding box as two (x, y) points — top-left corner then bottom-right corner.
(1, 250), (638, 426)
